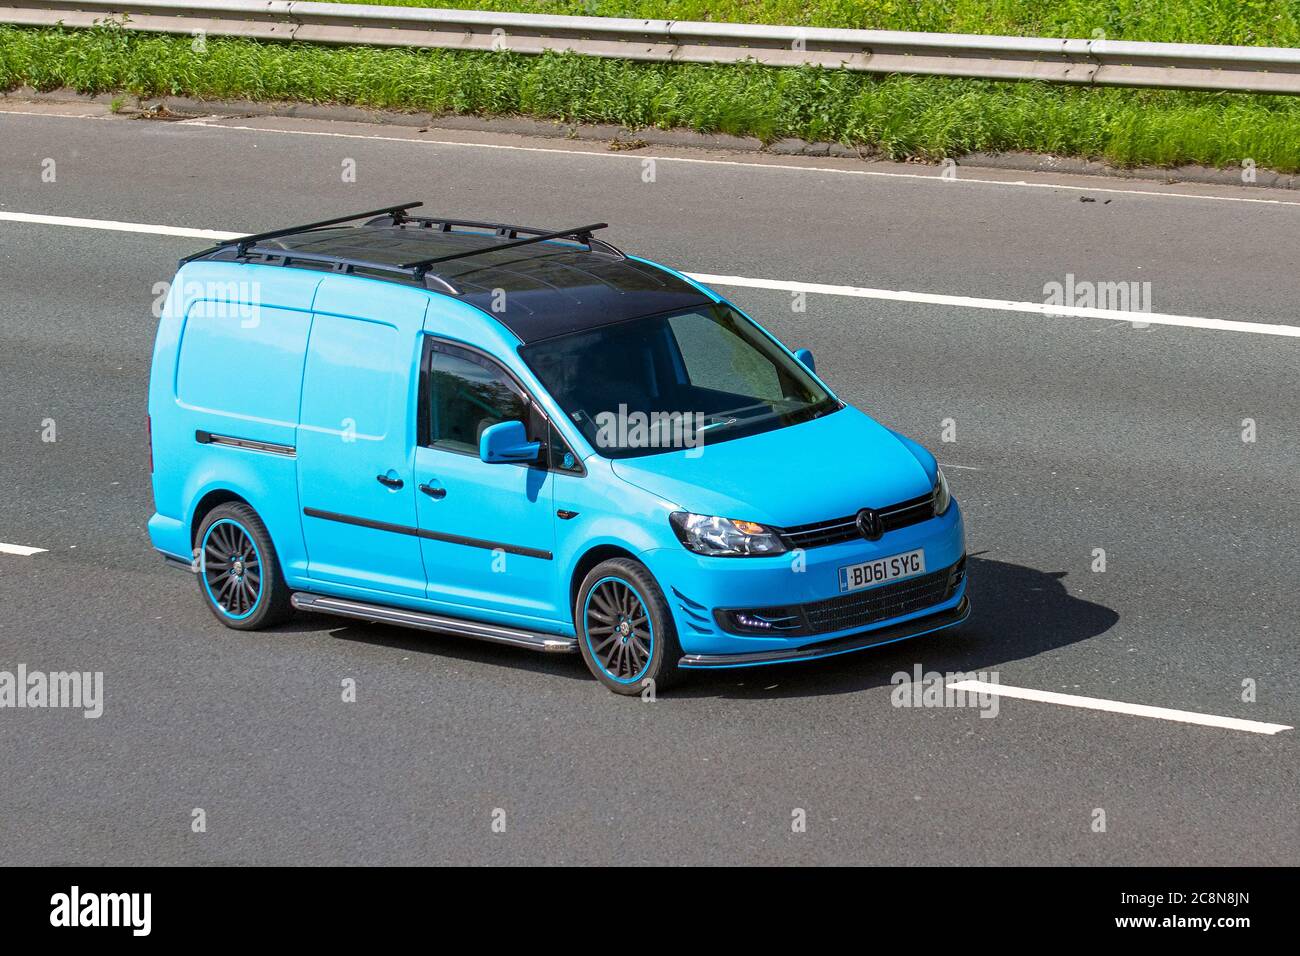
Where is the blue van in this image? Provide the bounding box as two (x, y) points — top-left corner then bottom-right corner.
(148, 203), (968, 694)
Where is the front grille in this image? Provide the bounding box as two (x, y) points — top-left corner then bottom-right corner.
(779, 491), (935, 549)
(717, 556), (965, 638)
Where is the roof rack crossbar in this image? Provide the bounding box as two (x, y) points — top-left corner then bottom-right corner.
(399, 222), (612, 273)
(239, 244), (459, 295)
(220, 202), (424, 256)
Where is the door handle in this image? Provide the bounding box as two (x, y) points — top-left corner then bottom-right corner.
(419, 483), (447, 500)
(376, 474), (404, 489)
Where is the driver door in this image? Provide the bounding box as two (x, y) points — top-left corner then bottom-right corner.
(413, 339), (560, 626)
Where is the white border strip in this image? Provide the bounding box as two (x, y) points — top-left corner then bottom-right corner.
(948, 680), (1293, 735)
(180, 117), (1300, 209)
(6, 109), (1300, 208)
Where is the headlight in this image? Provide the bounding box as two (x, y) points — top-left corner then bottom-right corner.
(669, 512), (787, 557)
(932, 467), (952, 516)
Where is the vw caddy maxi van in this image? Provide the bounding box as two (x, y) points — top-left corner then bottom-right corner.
(148, 203), (968, 694)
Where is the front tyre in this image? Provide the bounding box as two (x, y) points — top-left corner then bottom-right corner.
(196, 503), (293, 630)
(576, 558), (681, 696)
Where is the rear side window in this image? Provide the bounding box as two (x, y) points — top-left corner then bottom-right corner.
(423, 343), (544, 457)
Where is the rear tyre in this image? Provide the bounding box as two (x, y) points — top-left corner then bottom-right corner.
(576, 558), (681, 696)
(195, 503), (293, 630)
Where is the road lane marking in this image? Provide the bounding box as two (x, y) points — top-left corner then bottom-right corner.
(947, 680), (1293, 735)
(3, 106), (1298, 208)
(0, 211), (237, 240)
(688, 273), (1300, 338)
(5, 212), (1300, 338)
(0, 543), (48, 556)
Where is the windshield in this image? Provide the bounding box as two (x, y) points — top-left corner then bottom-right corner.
(518, 303), (838, 459)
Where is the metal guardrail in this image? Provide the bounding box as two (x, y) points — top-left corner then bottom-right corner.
(4, 0), (1300, 94)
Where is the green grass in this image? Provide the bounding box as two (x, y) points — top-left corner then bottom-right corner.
(321, 0), (1300, 47)
(3, 25), (1299, 171)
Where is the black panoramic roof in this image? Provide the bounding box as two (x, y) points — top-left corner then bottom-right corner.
(184, 204), (712, 343)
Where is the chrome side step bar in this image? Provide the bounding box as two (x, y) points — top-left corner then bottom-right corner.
(290, 592), (578, 653)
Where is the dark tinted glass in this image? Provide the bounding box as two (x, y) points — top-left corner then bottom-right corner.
(520, 303), (836, 459)
(426, 347), (538, 456)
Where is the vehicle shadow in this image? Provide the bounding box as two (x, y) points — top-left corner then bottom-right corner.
(669, 556), (1119, 700)
(295, 556), (1118, 696)
(305, 614), (595, 683)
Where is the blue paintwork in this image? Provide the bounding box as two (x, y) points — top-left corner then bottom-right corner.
(479, 421), (541, 463)
(610, 406), (934, 527)
(149, 239), (967, 669)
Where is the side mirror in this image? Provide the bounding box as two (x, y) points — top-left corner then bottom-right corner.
(480, 420), (541, 464)
(794, 348), (816, 373)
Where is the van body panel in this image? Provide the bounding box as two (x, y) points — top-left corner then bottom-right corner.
(149, 262), (321, 567)
(295, 276), (430, 597)
(413, 445), (558, 623)
(410, 300), (567, 624)
(551, 458), (673, 612)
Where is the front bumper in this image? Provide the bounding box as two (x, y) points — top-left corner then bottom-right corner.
(643, 501), (967, 662)
(678, 595), (969, 668)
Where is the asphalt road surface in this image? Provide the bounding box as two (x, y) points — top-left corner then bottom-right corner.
(1, 103), (1296, 865)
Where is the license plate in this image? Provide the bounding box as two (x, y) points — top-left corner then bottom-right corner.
(838, 548), (926, 593)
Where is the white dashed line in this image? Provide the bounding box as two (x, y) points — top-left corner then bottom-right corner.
(948, 680), (1293, 735)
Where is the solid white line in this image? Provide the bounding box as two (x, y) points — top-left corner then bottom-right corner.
(3, 106), (1297, 208)
(947, 680), (1293, 735)
(688, 273), (1300, 338)
(0, 211), (237, 240)
(5, 211), (1299, 338)
(0, 542), (48, 556)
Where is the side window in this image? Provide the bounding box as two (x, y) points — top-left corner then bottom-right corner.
(548, 421), (584, 475)
(423, 343), (546, 460)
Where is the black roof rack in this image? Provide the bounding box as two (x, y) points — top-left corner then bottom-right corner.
(180, 202), (423, 265)
(180, 205), (625, 296)
(176, 204), (715, 342)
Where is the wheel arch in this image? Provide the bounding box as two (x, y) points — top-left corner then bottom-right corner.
(189, 488), (253, 547)
(568, 543), (642, 622)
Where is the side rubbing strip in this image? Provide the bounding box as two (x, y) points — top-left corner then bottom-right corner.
(302, 507), (553, 560)
(196, 430), (296, 457)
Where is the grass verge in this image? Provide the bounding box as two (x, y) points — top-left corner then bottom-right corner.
(2, 25), (1298, 171)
